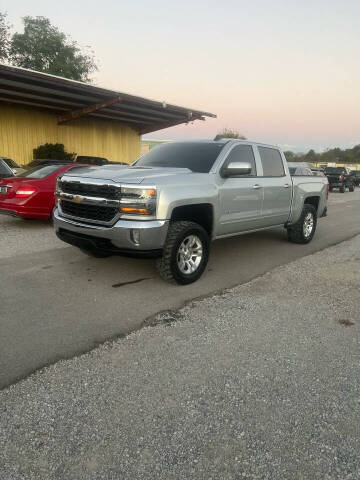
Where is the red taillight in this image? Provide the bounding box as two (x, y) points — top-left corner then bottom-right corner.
(15, 188), (37, 198)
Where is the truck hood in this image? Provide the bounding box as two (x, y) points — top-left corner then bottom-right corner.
(65, 165), (193, 184)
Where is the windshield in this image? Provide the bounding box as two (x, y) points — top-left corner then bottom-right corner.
(134, 142), (225, 173)
(3, 158), (19, 168)
(324, 167), (344, 174)
(17, 165), (65, 178)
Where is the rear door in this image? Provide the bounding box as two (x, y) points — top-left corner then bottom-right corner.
(255, 146), (292, 227)
(217, 144), (263, 235)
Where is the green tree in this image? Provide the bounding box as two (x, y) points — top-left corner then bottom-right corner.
(284, 145), (360, 165)
(304, 149), (319, 163)
(215, 128), (246, 140)
(10, 16), (97, 82)
(284, 151), (297, 162)
(0, 11), (11, 61)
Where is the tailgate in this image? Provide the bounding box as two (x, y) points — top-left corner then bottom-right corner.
(326, 175), (340, 183)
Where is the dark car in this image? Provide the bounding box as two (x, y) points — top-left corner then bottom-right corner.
(0, 158), (15, 178)
(75, 156), (108, 166)
(324, 167), (355, 193)
(75, 156), (128, 166)
(349, 170), (360, 186)
(24, 157), (128, 169)
(0, 156), (25, 175)
(23, 159), (73, 170)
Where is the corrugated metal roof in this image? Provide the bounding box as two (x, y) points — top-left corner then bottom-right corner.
(0, 64), (216, 134)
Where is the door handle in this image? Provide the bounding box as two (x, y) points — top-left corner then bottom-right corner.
(253, 184), (262, 189)
(284, 183), (290, 188)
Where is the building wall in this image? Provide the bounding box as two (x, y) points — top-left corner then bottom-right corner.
(0, 104), (140, 165)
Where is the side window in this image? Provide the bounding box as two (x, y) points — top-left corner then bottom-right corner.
(223, 145), (256, 176)
(0, 162), (10, 175)
(258, 147), (285, 177)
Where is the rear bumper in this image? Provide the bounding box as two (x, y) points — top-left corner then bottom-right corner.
(53, 208), (169, 254)
(0, 200), (51, 219)
(0, 207), (50, 219)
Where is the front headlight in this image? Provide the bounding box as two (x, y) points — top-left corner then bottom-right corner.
(120, 187), (157, 216)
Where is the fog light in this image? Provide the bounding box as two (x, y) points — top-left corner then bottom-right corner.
(131, 229), (140, 246)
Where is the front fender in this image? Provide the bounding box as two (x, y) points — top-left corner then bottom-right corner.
(157, 183), (219, 220)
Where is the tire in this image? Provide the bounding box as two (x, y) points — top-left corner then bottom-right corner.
(79, 248), (111, 258)
(156, 221), (210, 284)
(340, 184), (346, 193)
(287, 204), (317, 244)
(349, 185), (354, 192)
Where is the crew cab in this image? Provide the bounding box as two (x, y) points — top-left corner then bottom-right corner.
(324, 166), (355, 192)
(54, 140), (328, 284)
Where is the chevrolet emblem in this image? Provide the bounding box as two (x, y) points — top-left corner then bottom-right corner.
(73, 195), (83, 203)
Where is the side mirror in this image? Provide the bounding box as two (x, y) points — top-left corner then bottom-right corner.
(221, 161), (252, 178)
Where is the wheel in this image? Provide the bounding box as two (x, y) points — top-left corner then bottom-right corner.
(287, 204), (317, 244)
(340, 184), (346, 193)
(156, 221), (210, 284)
(79, 248), (111, 258)
(349, 185), (354, 192)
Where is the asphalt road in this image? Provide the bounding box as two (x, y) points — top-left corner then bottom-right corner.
(1, 190), (360, 389)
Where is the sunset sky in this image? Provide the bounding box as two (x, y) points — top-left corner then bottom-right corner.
(4, 0), (360, 152)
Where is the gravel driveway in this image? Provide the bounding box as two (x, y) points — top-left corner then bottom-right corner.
(1, 236), (359, 480)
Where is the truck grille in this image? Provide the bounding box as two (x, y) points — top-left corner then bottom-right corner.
(60, 181), (121, 200)
(61, 199), (118, 223)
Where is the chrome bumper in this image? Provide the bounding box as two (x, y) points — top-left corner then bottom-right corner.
(53, 208), (169, 251)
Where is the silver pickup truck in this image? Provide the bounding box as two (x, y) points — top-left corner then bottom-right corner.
(54, 139), (328, 284)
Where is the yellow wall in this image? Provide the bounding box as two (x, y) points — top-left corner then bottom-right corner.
(0, 104), (140, 165)
(140, 143), (150, 155)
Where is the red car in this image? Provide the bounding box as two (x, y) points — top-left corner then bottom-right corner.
(0, 163), (91, 220)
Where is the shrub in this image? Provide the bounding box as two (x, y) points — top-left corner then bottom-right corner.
(33, 143), (76, 161)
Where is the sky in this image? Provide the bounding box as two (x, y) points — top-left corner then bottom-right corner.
(2, 0), (360, 152)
